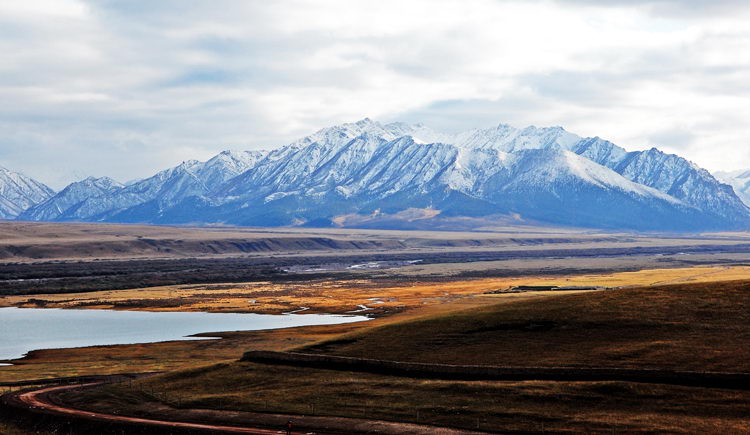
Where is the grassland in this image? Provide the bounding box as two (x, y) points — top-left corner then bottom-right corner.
(301, 279), (750, 371)
(58, 279), (750, 433)
(3, 221), (750, 432)
(4, 265), (750, 380)
(61, 363), (750, 433)
(3, 265), (750, 316)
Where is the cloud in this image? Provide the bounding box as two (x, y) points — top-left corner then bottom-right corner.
(646, 126), (697, 150)
(390, 94), (552, 134)
(551, 0), (750, 17)
(1, 0), (750, 189)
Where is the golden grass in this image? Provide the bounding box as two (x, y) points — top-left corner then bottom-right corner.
(3, 265), (750, 316)
(3, 265), (750, 384)
(518, 265), (750, 288)
(302, 279), (750, 371)
(61, 278), (750, 433)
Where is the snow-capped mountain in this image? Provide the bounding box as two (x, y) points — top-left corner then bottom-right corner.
(192, 134), (716, 231)
(715, 170), (750, 207)
(571, 138), (748, 225)
(196, 150), (268, 188)
(393, 122), (746, 224)
(19, 176), (123, 221)
(12, 119), (750, 231)
(30, 150), (267, 222)
(0, 166), (54, 219)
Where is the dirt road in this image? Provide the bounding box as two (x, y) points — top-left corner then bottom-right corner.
(17, 383), (306, 434)
(6, 382), (479, 435)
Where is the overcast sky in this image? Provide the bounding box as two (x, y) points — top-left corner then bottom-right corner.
(2, 0), (750, 189)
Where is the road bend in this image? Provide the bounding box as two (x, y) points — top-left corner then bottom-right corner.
(16, 382), (312, 435)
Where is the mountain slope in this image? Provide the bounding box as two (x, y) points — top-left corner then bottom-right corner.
(29, 150), (267, 222)
(13, 119), (750, 231)
(401, 123), (748, 223)
(157, 137), (713, 231)
(0, 166), (55, 219)
(385, 121), (748, 222)
(572, 138), (748, 224)
(18, 177), (124, 221)
(477, 148), (708, 230)
(715, 170), (750, 207)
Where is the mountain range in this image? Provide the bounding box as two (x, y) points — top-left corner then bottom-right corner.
(716, 170), (750, 208)
(0, 166), (54, 219)
(4, 119), (750, 231)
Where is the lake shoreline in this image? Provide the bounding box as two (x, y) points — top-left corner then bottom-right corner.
(0, 307), (370, 364)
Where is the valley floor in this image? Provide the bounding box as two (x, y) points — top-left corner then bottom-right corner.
(3, 265), (750, 317)
(2, 223), (750, 433)
(8, 278), (749, 434)
(3, 265), (750, 378)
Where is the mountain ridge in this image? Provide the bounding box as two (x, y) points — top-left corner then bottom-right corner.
(7, 119), (750, 231)
(0, 166), (55, 219)
(716, 170), (750, 208)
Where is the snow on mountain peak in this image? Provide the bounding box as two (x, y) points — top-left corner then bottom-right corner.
(560, 150), (683, 204)
(0, 166), (55, 219)
(7, 118), (750, 231)
(716, 169), (750, 207)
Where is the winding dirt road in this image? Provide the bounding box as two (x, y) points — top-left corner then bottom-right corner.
(7, 381), (478, 435)
(16, 382), (308, 434)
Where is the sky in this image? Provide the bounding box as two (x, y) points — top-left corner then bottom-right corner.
(2, 0), (750, 189)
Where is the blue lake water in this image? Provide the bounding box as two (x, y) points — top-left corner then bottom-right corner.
(0, 307), (369, 362)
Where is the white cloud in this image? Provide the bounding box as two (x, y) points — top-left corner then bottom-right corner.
(0, 0), (89, 18)
(1, 0), (749, 189)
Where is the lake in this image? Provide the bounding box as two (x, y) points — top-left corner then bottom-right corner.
(0, 307), (369, 362)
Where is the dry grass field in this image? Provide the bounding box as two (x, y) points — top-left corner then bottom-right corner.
(303, 280), (750, 371)
(63, 363), (750, 433)
(3, 265), (750, 316)
(3, 264), (750, 383)
(3, 223), (750, 432)
(63, 279), (750, 433)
